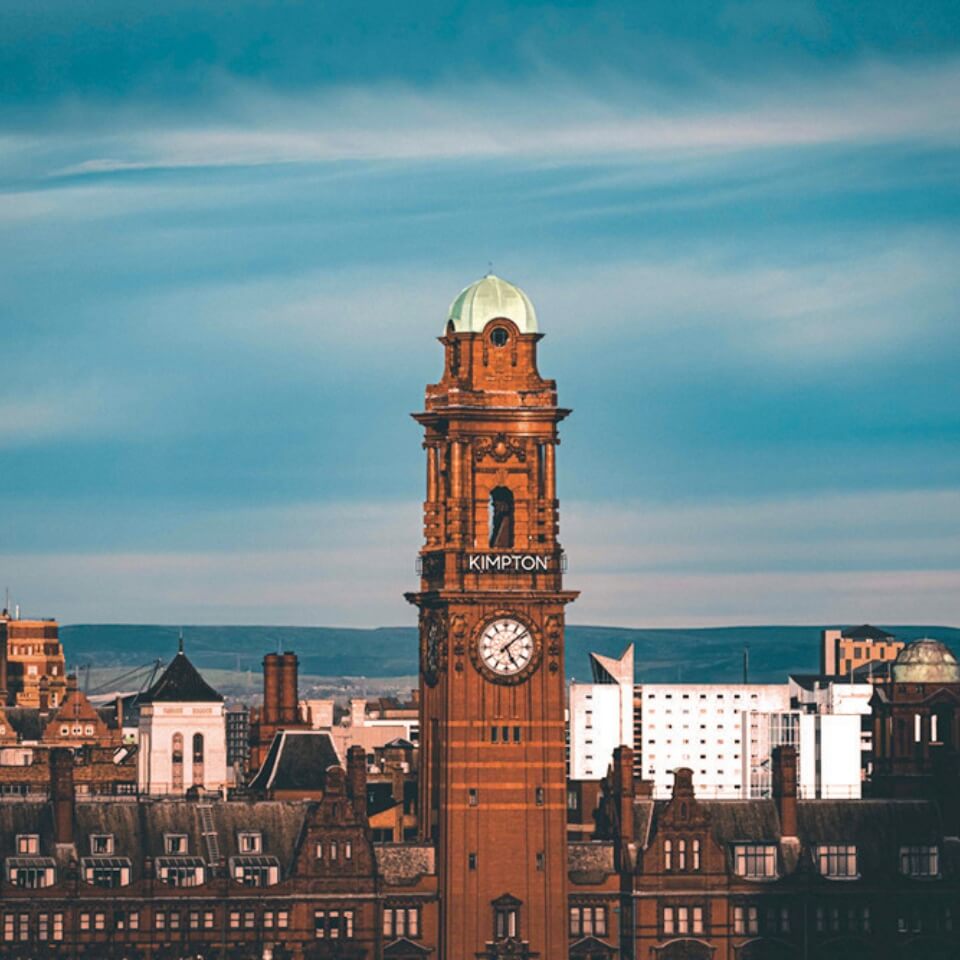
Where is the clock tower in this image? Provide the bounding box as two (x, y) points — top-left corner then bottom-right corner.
(407, 275), (577, 960)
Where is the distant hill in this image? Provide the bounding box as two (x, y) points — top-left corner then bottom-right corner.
(60, 623), (960, 686)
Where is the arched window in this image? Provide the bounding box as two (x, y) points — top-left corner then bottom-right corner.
(192, 733), (204, 764)
(489, 487), (514, 549)
(171, 732), (184, 792)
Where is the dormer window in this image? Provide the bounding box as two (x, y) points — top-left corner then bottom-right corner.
(733, 844), (778, 880)
(238, 832), (262, 854)
(90, 835), (114, 856)
(816, 844), (858, 879)
(16, 835), (39, 855)
(164, 834), (188, 855)
(900, 845), (939, 878)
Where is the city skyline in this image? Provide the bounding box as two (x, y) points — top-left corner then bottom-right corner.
(2, 1), (959, 626)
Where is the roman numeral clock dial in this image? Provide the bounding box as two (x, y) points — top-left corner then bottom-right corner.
(474, 616), (540, 683)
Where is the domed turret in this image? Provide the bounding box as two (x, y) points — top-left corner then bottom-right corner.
(447, 274), (538, 334)
(891, 638), (960, 683)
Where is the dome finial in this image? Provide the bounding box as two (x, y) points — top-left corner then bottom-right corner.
(486, 260), (494, 277)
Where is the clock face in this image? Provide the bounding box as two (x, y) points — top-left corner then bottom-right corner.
(478, 618), (535, 677)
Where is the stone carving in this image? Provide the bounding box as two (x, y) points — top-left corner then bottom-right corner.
(474, 433), (526, 463)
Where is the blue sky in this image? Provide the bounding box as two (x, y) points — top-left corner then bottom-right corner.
(1, 1), (958, 627)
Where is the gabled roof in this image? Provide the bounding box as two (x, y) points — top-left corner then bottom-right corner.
(569, 936), (616, 957)
(248, 730), (340, 793)
(842, 624), (895, 641)
(383, 937), (432, 957)
(140, 650), (223, 704)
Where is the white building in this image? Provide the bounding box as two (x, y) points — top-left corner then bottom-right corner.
(567, 644), (863, 799)
(568, 646), (634, 780)
(138, 644), (228, 795)
(638, 682), (792, 798)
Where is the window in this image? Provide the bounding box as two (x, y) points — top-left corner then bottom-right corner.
(229, 911), (241, 929)
(53, 914), (63, 941)
(204, 911), (215, 929)
(692, 838), (702, 871)
(678, 839), (687, 870)
(469, 788), (479, 806)
(164, 834), (188, 854)
(156, 858), (204, 886)
(384, 906), (421, 939)
(663, 906), (704, 936)
(733, 844), (778, 879)
(238, 832), (261, 853)
(535, 786), (544, 806)
(193, 732), (204, 763)
(489, 487), (515, 549)
(900, 845), (939, 878)
(244, 911), (255, 929)
(536, 852), (545, 871)
(469, 853), (477, 870)
(82, 858), (132, 887)
(189, 911), (201, 930)
(490, 326), (509, 347)
(16, 835), (39, 855)
(155, 912), (166, 931)
(345, 841), (353, 860)
(495, 905), (518, 939)
(38, 914), (49, 941)
(90, 834), (114, 855)
(315, 909), (354, 939)
(664, 838), (672, 871)
(570, 905), (607, 937)
(817, 844), (858, 878)
(734, 905), (759, 935)
(7, 859), (56, 888)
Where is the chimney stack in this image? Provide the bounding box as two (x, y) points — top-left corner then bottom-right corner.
(612, 746), (635, 844)
(262, 654), (281, 726)
(38, 676), (50, 714)
(50, 748), (75, 845)
(347, 745), (367, 815)
(773, 745), (799, 838)
(279, 652), (299, 725)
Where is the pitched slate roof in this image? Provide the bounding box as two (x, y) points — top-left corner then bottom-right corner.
(248, 730), (340, 793)
(139, 650), (223, 704)
(842, 624), (895, 641)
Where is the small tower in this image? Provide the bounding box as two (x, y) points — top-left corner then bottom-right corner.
(137, 643), (227, 795)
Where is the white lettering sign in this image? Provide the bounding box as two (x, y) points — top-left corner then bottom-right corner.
(466, 554), (550, 572)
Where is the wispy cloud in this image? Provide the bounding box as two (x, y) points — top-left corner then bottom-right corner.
(4, 489), (957, 626)
(27, 56), (960, 177)
(0, 383), (130, 449)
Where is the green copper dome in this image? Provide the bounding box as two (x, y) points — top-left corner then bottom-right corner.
(891, 638), (960, 684)
(447, 274), (538, 334)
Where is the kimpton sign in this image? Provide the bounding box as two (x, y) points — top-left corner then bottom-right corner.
(466, 554), (551, 572)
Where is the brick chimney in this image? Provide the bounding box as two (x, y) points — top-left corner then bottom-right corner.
(612, 746), (635, 843)
(347, 745), (367, 816)
(262, 653), (281, 726)
(50, 747), (75, 845)
(279, 652), (299, 725)
(38, 676), (50, 714)
(773, 745), (798, 838)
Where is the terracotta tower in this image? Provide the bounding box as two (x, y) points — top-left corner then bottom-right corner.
(407, 275), (577, 960)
